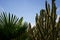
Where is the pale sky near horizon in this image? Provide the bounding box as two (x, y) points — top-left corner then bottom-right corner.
(0, 0), (60, 26)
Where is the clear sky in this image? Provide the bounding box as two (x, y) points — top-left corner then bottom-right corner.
(0, 0), (60, 26)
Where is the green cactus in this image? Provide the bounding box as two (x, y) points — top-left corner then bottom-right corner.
(28, 0), (60, 40)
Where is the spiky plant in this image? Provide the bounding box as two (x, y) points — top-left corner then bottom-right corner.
(28, 0), (60, 40)
(0, 12), (18, 40)
(0, 12), (28, 40)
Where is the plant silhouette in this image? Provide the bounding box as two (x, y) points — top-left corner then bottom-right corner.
(0, 12), (28, 40)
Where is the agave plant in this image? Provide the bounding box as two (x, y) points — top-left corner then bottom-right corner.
(0, 12), (28, 40)
(0, 12), (18, 40)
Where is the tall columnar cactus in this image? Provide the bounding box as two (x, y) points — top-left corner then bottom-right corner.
(28, 0), (60, 40)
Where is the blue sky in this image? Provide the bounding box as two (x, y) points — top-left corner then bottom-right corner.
(0, 0), (60, 26)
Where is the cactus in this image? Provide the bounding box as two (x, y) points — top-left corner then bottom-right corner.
(28, 0), (60, 40)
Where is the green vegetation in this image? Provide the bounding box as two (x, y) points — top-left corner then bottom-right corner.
(0, 0), (60, 40)
(0, 12), (28, 40)
(28, 0), (60, 40)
